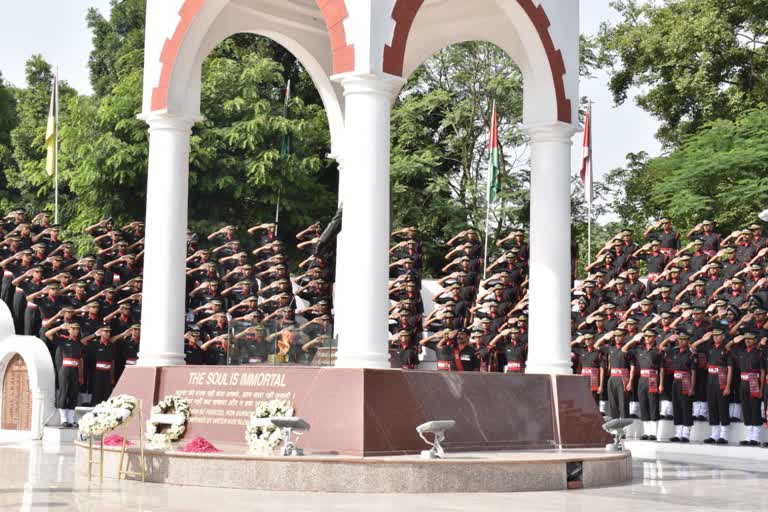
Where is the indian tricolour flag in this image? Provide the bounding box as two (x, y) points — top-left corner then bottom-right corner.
(487, 101), (501, 204)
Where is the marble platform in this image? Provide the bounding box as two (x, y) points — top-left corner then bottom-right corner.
(73, 442), (632, 492)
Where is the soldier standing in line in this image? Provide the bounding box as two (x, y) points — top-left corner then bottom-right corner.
(571, 332), (604, 406)
(46, 322), (84, 428)
(603, 329), (635, 419)
(624, 330), (664, 441)
(667, 332), (696, 443)
(691, 329), (733, 444)
(729, 332), (765, 446)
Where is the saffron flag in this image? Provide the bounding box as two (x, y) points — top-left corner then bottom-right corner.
(487, 101), (501, 204)
(45, 74), (58, 176)
(580, 102), (593, 203)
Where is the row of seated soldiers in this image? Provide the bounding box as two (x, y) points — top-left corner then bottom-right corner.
(569, 218), (768, 445)
(181, 222), (335, 367)
(388, 227), (532, 371)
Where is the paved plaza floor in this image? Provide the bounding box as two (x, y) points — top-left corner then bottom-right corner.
(0, 440), (766, 511)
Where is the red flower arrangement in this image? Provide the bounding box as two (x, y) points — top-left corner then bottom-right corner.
(103, 433), (132, 446)
(179, 436), (221, 453)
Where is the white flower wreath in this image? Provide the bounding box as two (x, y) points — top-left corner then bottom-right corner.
(245, 399), (294, 454)
(79, 395), (139, 437)
(145, 395), (191, 450)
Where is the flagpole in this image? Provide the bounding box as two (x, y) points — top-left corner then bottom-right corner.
(483, 100), (496, 281)
(54, 68), (59, 225)
(586, 100), (593, 266)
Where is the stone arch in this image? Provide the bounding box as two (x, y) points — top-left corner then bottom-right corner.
(0, 302), (55, 438)
(385, 0), (574, 126)
(147, 0), (347, 155)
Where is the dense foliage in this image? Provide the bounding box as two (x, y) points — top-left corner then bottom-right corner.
(0, 1), (554, 276)
(597, 0), (768, 259)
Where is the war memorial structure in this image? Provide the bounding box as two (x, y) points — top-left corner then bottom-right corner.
(0, 0), (633, 493)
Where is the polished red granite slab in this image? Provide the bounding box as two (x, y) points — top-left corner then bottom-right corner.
(113, 367), (609, 456)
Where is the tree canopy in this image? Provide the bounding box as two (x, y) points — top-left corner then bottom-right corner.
(598, 0), (768, 147)
(0, 2), (547, 276)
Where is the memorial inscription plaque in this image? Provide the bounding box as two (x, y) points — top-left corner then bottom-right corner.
(2, 354), (32, 431)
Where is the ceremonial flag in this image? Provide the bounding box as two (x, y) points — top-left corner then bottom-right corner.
(275, 79), (291, 231)
(280, 79), (291, 160)
(580, 102), (593, 203)
(45, 73), (58, 177)
(486, 101), (501, 204)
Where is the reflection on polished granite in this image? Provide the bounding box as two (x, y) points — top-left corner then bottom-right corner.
(2, 440), (768, 511)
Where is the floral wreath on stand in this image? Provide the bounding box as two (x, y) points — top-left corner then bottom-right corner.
(245, 399), (294, 454)
(79, 395), (139, 437)
(146, 395), (191, 450)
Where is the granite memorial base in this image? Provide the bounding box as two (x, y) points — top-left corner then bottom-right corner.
(112, 366), (612, 455)
(73, 442), (632, 492)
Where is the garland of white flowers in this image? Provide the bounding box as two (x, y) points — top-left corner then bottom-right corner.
(245, 399), (294, 454)
(78, 395), (139, 437)
(145, 395), (191, 450)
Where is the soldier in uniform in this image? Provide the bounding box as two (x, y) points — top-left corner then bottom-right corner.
(729, 332), (765, 445)
(603, 329), (635, 419)
(489, 326), (527, 374)
(45, 322), (84, 427)
(688, 220), (722, 257)
(691, 329), (733, 444)
(184, 328), (206, 365)
(86, 326), (115, 405)
(394, 329), (419, 369)
(571, 332), (604, 405)
(667, 332), (696, 442)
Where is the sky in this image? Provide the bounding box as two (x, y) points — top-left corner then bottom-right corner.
(0, 0), (662, 186)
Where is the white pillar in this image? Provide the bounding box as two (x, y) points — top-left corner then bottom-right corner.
(136, 112), (197, 367)
(333, 74), (403, 369)
(524, 122), (576, 375)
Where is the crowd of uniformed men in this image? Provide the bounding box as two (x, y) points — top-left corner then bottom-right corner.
(5, 206), (768, 444)
(392, 218), (768, 446)
(0, 209), (333, 427)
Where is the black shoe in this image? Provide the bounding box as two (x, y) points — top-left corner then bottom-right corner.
(648, 435), (657, 441)
(61, 422), (71, 428)
(670, 437), (681, 443)
(629, 414), (639, 419)
(716, 439), (728, 445)
(681, 437), (690, 443)
(740, 440), (750, 446)
(730, 417), (742, 423)
(762, 442), (768, 448)
(749, 440), (759, 446)
(665, 415), (674, 420)
(696, 415), (706, 421)
(640, 434), (649, 441)
(703, 437), (716, 444)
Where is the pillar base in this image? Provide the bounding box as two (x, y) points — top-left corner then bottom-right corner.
(334, 350), (392, 369)
(137, 352), (186, 367)
(525, 361), (574, 376)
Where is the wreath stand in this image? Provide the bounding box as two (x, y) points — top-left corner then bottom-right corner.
(86, 401), (146, 482)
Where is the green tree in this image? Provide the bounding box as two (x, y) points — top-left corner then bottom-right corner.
(598, 0), (768, 147)
(391, 42), (528, 275)
(0, 71), (18, 209)
(605, 108), (768, 237)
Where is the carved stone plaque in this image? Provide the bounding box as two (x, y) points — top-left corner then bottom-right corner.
(2, 354), (32, 430)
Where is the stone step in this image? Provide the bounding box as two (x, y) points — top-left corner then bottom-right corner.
(623, 418), (768, 443)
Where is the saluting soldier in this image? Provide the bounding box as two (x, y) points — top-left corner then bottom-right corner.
(645, 217), (681, 257)
(729, 332), (765, 446)
(184, 328), (206, 365)
(571, 332), (604, 405)
(46, 322), (84, 427)
(85, 326), (115, 405)
(691, 329), (733, 444)
(626, 330), (664, 440)
(604, 329), (635, 419)
(688, 220), (721, 257)
(667, 332), (696, 442)
(489, 327), (527, 374)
